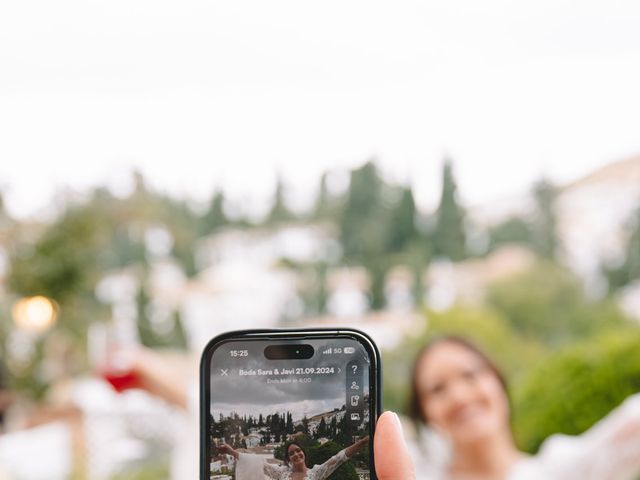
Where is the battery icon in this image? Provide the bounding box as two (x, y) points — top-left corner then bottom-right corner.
(344, 347), (355, 354)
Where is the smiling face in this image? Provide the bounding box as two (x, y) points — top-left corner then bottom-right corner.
(287, 443), (306, 468)
(415, 342), (511, 447)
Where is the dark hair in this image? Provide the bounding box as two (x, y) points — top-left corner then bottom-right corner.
(408, 335), (510, 425)
(283, 441), (306, 466)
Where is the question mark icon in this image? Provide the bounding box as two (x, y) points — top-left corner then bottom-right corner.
(351, 365), (358, 374)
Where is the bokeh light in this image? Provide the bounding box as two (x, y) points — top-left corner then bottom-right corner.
(11, 296), (59, 334)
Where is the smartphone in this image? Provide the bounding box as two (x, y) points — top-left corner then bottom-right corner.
(200, 328), (381, 480)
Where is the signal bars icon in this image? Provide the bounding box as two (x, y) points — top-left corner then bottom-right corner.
(322, 347), (332, 355)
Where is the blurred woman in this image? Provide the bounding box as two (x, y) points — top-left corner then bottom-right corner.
(218, 437), (368, 480)
(409, 336), (640, 480)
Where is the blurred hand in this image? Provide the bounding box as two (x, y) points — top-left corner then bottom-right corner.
(374, 411), (415, 480)
(217, 443), (239, 459)
(130, 348), (189, 410)
(346, 435), (369, 457)
(0, 390), (15, 413)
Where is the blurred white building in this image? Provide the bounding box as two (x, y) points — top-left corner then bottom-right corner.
(472, 154), (640, 295)
(619, 281), (640, 321)
(326, 267), (370, 319)
(182, 225), (337, 350)
(556, 155), (640, 293)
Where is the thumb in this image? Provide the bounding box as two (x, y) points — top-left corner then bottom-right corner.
(374, 411), (416, 480)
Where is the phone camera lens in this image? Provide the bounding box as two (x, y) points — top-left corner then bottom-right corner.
(264, 344), (314, 359)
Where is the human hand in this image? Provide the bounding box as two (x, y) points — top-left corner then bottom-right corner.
(345, 436), (369, 457)
(129, 348), (189, 410)
(217, 443), (239, 459)
(355, 436), (369, 448)
(374, 411), (415, 480)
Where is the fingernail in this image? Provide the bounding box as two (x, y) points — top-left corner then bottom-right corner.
(390, 411), (403, 432)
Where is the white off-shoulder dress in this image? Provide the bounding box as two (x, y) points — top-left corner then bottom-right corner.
(237, 449), (349, 480)
(411, 394), (640, 480)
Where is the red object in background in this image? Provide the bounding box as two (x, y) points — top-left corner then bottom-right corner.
(101, 369), (140, 393)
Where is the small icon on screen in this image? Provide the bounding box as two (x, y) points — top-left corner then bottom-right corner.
(350, 381), (360, 390)
(344, 347), (355, 354)
(322, 347), (332, 355)
(350, 395), (360, 406)
(334, 347), (343, 354)
(350, 413), (361, 421)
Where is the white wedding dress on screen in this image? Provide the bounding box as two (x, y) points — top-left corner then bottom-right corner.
(237, 449), (349, 480)
(411, 393), (640, 480)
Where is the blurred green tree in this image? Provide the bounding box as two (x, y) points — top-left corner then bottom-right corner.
(339, 161), (389, 261)
(158, 197), (199, 278)
(303, 262), (329, 315)
(531, 178), (558, 259)
(268, 175), (294, 224)
(124, 171), (202, 276)
(382, 306), (542, 415)
(513, 328), (640, 453)
(0, 191), (13, 232)
(339, 161), (397, 309)
(410, 254), (427, 307)
(603, 206), (640, 291)
(312, 172), (344, 221)
(487, 262), (627, 344)
(5, 174), (202, 397)
(433, 158), (467, 261)
(109, 462), (170, 480)
(387, 186), (419, 253)
(316, 417), (327, 438)
(488, 217), (534, 251)
(306, 441), (359, 480)
(315, 172), (331, 217)
(367, 257), (389, 311)
(6, 201), (114, 397)
(108, 225), (147, 268)
(199, 190), (228, 236)
(8, 203), (111, 320)
(135, 280), (154, 347)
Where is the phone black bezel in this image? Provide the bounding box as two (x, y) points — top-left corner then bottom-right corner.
(200, 328), (382, 480)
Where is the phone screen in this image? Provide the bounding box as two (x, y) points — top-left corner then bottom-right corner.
(205, 336), (373, 480)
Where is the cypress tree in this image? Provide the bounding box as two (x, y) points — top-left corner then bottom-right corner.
(317, 417), (327, 438)
(532, 178), (558, 259)
(433, 158), (467, 261)
(339, 161), (387, 260)
(313, 172), (332, 219)
(387, 186), (418, 252)
(200, 189), (228, 236)
(268, 175), (293, 224)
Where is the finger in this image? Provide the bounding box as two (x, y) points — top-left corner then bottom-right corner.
(374, 411), (415, 480)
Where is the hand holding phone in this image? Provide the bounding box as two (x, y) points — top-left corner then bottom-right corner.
(373, 412), (415, 480)
(200, 328), (381, 479)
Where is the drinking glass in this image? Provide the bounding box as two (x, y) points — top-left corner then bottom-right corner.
(88, 320), (140, 393)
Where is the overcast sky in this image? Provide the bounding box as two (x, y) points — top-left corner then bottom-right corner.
(1, 0), (640, 219)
